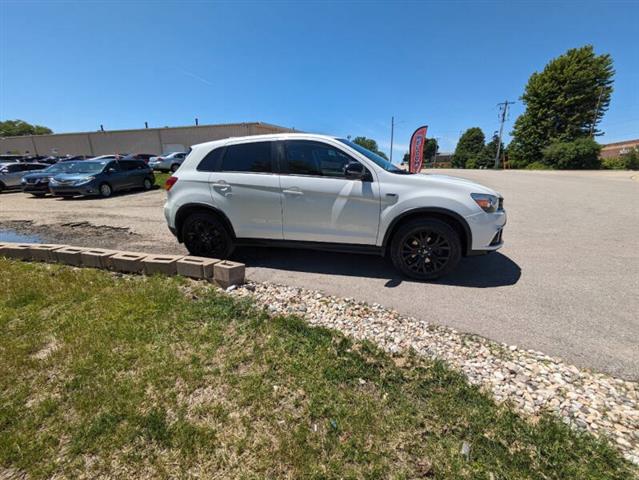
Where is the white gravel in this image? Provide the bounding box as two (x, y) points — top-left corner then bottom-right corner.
(227, 280), (639, 465)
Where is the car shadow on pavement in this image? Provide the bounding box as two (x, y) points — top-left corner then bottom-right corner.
(234, 247), (521, 289)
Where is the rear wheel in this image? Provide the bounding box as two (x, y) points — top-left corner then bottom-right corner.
(143, 177), (153, 190)
(170, 163), (179, 173)
(182, 213), (233, 259)
(99, 182), (113, 198)
(390, 218), (461, 280)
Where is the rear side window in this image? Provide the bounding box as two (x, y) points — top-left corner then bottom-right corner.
(284, 141), (356, 177)
(221, 142), (272, 173)
(197, 147), (225, 172)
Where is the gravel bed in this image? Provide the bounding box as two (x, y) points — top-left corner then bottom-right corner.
(226, 281), (639, 464)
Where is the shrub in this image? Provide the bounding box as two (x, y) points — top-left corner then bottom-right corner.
(601, 149), (639, 170)
(541, 138), (601, 169)
(525, 161), (553, 170)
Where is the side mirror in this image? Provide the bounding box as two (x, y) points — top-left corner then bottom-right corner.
(344, 162), (369, 181)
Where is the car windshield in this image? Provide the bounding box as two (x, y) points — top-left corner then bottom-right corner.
(63, 161), (107, 174)
(336, 139), (409, 174)
(45, 162), (77, 173)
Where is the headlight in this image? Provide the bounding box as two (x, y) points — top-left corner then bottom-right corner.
(21, 178), (27, 184)
(50, 178), (59, 185)
(73, 176), (95, 185)
(471, 193), (499, 213)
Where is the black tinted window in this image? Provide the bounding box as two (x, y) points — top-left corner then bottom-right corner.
(197, 147), (225, 172)
(285, 141), (356, 177)
(119, 161), (137, 171)
(221, 142), (272, 173)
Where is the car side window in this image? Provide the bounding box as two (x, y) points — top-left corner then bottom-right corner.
(220, 142), (272, 173)
(197, 146), (225, 172)
(284, 141), (359, 178)
(105, 161), (121, 172)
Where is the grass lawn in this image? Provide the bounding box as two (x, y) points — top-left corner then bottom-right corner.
(0, 259), (634, 479)
(153, 171), (170, 188)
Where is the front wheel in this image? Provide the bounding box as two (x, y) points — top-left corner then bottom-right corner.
(390, 218), (462, 280)
(182, 213), (234, 259)
(170, 163), (179, 173)
(31, 192), (47, 198)
(143, 177), (153, 190)
(99, 182), (113, 198)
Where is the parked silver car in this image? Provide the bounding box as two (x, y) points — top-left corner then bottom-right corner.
(0, 162), (48, 192)
(148, 152), (187, 172)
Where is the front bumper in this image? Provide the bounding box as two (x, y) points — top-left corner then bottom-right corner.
(22, 183), (50, 193)
(50, 181), (100, 196)
(465, 209), (507, 254)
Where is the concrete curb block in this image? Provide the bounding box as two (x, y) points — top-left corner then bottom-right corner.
(30, 244), (68, 262)
(0, 242), (246, 288)
(176, 256), (220, 280)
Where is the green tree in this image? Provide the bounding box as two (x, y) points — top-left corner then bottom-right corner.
(424, 138), (439, 162)
(509, 45), (614, 168)
(479, 133), (504, 168)
(352, 136), (388, 159)
(453, 128), (485, 168)
(0, 119), (53, 137)
(541, 138), (601, 169)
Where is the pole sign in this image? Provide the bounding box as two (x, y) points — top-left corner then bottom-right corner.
(409, 125), (428, 173)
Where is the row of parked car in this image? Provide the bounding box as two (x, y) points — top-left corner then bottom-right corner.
(0, 156), (156, 198)
(0, 151), (188, 172)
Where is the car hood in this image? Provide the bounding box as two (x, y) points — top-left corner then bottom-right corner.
(51, 173), (97, 181)
(400, 172), (501, 197)
(23, 171), (57, 180)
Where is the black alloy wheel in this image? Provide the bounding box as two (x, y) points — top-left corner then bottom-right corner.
(182, 213), (233, 259)
(390, 219), (461, 280)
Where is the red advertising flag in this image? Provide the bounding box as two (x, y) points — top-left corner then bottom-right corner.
(409, 125), (428, 173)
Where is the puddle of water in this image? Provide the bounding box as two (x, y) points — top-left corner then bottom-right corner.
(0, 229), (43, 243)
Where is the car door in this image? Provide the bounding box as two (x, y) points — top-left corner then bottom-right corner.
(279, 140), (381, 245)
(104, 161), (127, 191)
(204, 140), (283, 239)
(4, 163), (31, 187)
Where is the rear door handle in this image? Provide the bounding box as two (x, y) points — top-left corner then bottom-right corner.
(283, 188), (303, 196)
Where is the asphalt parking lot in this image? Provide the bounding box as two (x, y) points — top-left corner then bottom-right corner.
(1, 170), (637, 379)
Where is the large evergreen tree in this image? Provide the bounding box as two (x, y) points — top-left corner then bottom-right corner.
(452, 128), (485, 168)
(509, 45), (614, 167)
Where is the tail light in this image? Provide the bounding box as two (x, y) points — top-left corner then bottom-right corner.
(165, 176), (178, 191)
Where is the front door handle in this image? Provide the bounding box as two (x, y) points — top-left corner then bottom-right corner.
(283, 188), (303, 196)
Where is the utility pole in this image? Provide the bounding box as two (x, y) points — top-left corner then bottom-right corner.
(590, 87), (604, 138)
(390, 116), (394, 163)
(494, 100), (515, 169)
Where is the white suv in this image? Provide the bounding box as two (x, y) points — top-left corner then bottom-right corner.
(164, 133), (506, 280)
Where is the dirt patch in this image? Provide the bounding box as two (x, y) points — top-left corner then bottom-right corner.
(1, 220), (139, 250)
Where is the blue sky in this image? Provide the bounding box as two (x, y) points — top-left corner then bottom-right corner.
(1, 1), (637, 159)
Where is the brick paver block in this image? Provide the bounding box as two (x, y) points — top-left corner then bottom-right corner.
(109, 252), (148, 273)
(143, 254), (184, 275)
(80, 248), (118, 269)
(30, 244), (67, 262)
(214, 261), (245, 288)
(0, 243), (34, 260)
(54, 246), (86, 266)
(176, 256), (220, 279)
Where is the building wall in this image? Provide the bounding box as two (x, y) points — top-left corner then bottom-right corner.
(600, 140), (639, 159)
(0, 122), (294, 156)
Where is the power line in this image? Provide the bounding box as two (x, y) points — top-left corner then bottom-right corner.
(494, 100), (515, 169)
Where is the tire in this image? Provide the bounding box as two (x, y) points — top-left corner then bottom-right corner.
(0, 182), (4, 193)
(31, 192), (46, 198)
(170, 163), (180, 173)
(390, 218), (462, 280)
(99, 182), (113, 198)
(143, 177), (153, 190)
(182, 213), (234, 259)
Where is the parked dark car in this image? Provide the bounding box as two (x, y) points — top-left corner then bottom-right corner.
(0, 162), (49, 192)
(21, 161), (80, 197)
(123, 153), (157, 164)
(48, 159), (155, 198)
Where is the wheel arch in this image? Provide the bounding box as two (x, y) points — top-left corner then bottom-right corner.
(382, 207), (472, 256)
(174, 203), (236, 243)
